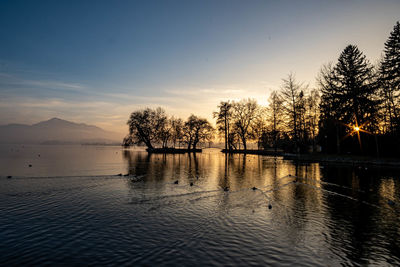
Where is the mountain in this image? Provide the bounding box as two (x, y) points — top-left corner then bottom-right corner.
(0, 118), (122, 144)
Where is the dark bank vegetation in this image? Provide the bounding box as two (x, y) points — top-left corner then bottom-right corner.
(124, 22), (400, 157)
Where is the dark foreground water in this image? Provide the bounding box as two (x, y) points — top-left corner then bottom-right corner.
(1, 145), (399, 266)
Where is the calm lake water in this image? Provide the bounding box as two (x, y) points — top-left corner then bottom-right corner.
(1, 144), (399, 266)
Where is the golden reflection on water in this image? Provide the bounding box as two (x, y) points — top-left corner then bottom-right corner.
(122, 149), (326, 210)
(379, 179), (396, 200)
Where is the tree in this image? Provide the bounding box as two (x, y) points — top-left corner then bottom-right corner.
(297, 90), (307, 144)
(231, 98), (259, 150)
(183, 115), (214, 150)
(305, 89), (320, 150)
(213, 101), (233, 151)
(170, 117), (184, 148)
(266, 90), (284, 151)
(251, 107), (267, 150)
(318, 63), (342, 153)
(334, 45), (379, 128)
(126, 107), (168, 149)
(318, 45), (379, 153)
(380, 21), (400, 134)
(280, 73), (306, 151)
(157, 116), (173, 148)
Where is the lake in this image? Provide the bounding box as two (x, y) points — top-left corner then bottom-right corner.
(1, 144), (399, 266)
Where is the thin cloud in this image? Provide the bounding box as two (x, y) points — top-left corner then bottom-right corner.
(24, 80), (86, 90)
(0, 72), (87, 92)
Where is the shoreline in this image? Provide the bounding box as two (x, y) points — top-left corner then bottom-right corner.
(221, 149), (400, 167)
(146, 148), (202, 153)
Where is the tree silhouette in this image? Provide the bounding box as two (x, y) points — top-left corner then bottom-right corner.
(158, 116), (173, 149)
(231, 98), (258, 150)
(318, 63), (342, 153)
(280, 73), (306, 151)
(251, 107), (267, 150)
(266, 90), (284, 151)
(380, 21), (400, 134)
(214, 101), (233, 151)
(305, 89), (320, 150)
(170, 117), (184, 148)
(126, 107), (167, 149)
(319, 45), (379, 153)
(183, 115), (214, 150)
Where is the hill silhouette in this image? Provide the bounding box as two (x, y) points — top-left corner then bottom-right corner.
(0, 118), (121, 144)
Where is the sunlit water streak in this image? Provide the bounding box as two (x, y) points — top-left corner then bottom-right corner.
(0, 144), (399, 266)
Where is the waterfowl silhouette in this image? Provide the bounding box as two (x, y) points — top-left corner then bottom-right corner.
(252, 186), (257, 190)
(174, 180), (179, 184)
(224, 186), (229, 192)
(190, 182), (194, 186)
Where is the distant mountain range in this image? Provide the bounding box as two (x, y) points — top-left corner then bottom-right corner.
(0, 118), (122, 144)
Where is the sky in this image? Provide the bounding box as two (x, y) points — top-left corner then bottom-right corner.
(0, 0), (399, 136)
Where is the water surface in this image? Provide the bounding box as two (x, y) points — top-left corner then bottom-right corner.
(1, 144), (399, 266)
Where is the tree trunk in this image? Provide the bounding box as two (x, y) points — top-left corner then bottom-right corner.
(147, 142), (153, 149)
(375, 134), (380, 158)
(336, 125), (341, 154)
(224, 116), (228, 151)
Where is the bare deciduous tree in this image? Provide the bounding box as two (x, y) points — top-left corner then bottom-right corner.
(280, 73), (306, 150)
(183, 115), (214, 150)
(266, 90), (284, 151)
(231, 98), (259, 150)
(213, 101), (233, 151)
(126, 107), (168, 149)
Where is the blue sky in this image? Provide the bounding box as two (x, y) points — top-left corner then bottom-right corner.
(1, 0), (399, 135)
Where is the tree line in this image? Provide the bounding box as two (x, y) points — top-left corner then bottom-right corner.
(123, 107), (213, 150)
(124, 21), (400, 156)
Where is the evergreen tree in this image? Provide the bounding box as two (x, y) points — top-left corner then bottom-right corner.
(321, 45), (379, 128)
(380, 21), (400, 134)
(318, 45), (379, 153)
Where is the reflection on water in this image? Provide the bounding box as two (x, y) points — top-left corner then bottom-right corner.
(123, 148), (322, 191)
(0, 145), (399, 266)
